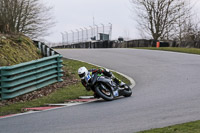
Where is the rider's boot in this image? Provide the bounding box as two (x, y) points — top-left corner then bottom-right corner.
(119, 81), (125, 87)
(113, 77), (125, 87)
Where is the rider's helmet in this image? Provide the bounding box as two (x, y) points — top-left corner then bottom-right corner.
(78, 67), (89, 79)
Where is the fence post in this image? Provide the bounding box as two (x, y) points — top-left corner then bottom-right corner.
(47, 48), (50, 57)
(57, 55), (63, 82)
(42, 44), (46, 56)
(51, 51), (55, 56)
(38, 42), (41, 50)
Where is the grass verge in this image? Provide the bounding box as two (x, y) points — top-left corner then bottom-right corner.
(0, 58), (130, 116)
(133, 47), (200, 55)
(138, 120), (200, 133)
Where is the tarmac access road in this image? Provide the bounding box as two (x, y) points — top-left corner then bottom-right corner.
(1, 48), (200, 133)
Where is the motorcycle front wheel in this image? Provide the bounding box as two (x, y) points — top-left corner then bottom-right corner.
(95, 83), (114, 101)
(123, 85), (132, 97)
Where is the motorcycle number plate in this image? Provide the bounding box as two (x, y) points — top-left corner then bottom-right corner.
(85, 74), (91, 82)
(113, 90), (119, 97)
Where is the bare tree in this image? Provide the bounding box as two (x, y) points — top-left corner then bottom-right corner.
(131, 0), (185, 40)
(180, 15), (200, 47)
(0, 0), (54, 39)
(177, 2), (200, 37)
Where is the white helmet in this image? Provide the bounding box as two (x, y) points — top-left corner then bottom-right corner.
(78, 67), (88, 79)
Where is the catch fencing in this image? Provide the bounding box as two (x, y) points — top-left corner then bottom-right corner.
(53, 39), (200, 49)
(61, 23), (112, 45)
(0, 42), (63, 100)
(52, 39), (170, 49)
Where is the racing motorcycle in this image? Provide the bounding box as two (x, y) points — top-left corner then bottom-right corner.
(84, 72), (132, 101)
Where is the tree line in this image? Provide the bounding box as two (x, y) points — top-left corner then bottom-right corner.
(131, 0), (200, 47)
(0, 0), (53, 39)
(1, 0), (199, 45)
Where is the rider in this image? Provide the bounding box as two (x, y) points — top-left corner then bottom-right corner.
(78, 67), (125, 97)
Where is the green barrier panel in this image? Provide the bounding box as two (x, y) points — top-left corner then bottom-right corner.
(0, 54), (63, 100)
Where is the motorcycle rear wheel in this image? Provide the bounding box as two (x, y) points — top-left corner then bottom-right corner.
(95, 83), (114, 101)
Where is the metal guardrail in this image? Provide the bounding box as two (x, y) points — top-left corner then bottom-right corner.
(0, 54), (63, 100)
(33, 40), (59, 57)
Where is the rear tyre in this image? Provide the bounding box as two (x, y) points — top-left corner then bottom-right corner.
(123, 85), (132, 97)
(95, 83), (114, 101)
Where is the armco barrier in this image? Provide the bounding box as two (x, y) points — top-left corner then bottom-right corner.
(0, 54), (63, 100)
(33, 40), (59, 57)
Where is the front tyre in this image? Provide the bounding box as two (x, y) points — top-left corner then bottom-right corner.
(123, 85), (132, 97)
(95, 83), (114, 101)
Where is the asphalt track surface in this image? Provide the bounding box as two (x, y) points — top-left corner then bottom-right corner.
(1, 48), (200, 133)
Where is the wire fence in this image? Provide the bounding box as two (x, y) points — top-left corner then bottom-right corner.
(61, 23), (112, 45)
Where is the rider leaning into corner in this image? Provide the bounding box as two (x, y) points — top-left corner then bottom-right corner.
(78, 67), (125, 98)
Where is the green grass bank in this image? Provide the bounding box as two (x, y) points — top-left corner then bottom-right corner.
(133, 47), (200, 55)
(0, 34), (42, 66)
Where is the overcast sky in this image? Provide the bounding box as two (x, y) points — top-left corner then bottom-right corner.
(42, 0), (200, 43)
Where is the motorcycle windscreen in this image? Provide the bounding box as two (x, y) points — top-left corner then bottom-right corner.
(97, 76), (111, 83)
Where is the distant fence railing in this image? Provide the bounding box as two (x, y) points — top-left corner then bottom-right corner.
(0, 51), (63, 100)
(51, 40), (170, 49)
(52, 39), (200, 49)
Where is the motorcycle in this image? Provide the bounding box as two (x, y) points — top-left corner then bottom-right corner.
(84, 72), (132, 101)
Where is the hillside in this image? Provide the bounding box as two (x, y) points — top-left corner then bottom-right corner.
(0, 34), (42, 66)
